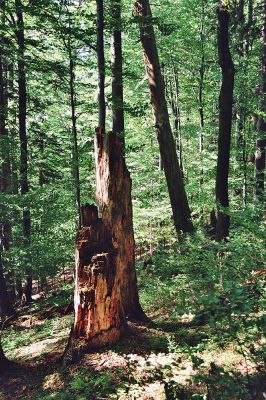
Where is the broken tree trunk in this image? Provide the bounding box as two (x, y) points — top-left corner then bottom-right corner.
(95, 130), (144, 320)
(63, 205), (126, 364)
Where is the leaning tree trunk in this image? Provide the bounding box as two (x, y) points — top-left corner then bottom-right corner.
(254, 0), (266, 209)
(135, 0), (193, 234)
(215, 4), (235, 241)
(15, 0), (31, 303)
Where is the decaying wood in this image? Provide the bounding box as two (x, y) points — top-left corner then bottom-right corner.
(95, 130), (144, 320)
(64, 204), (126, 364)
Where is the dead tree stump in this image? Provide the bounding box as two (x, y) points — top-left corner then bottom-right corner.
(63, 205), (126, 364)
(94, 130), (145, 320)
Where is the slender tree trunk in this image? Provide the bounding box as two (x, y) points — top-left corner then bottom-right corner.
(135, 0), (193, 234)
(111, 0), (124, 139)
(107, 0), (144, 319)
(199, 0), (205, 188)
(67, 36), (81, 228)
(254, 0), (266, 208)
(7, 62), (19, 194)
(15, 0), (31, 303)
(0, 255), (14, 317)
(215, 4), (235, 241)
(168, 60), (183, 175)
(97, 0), (105, 133)
(0, 2), (15, 317)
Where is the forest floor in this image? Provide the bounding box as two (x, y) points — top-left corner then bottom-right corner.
(0, 254), (265, 400)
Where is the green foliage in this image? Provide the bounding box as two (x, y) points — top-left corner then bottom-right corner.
(0, 0), (265, 398)
(32, 369), (115, 400)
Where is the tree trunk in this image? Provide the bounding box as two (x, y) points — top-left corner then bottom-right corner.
(215, 4), (235, 241)
(95, 131), (144, 319)
(135, 0), (193, 234)
(199, 0), (205, 188)
(0, 339), (10, 376)
(0, 255), (14, 317)
(167, 60), (183, 175)
(63, 205), (126, 364)
(15, 0), (32, 302)
(0, 7), (15, 316)
(108, 0), (144, 319)
(67, 32), (81, 228)
(254, 0), (266, 208)
(110, 0), (124, 139)
(96, 0), (105, 132)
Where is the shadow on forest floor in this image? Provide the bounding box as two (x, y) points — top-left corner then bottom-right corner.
(1, 291), (265, 400)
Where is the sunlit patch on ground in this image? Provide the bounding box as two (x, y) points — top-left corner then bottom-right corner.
(0, 278), (265, 400)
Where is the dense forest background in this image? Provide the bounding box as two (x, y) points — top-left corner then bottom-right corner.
(0, 0), (265, 399)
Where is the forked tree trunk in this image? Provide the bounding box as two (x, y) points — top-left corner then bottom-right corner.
(215, 4), (235, 241)
(135, 0), (193, 234)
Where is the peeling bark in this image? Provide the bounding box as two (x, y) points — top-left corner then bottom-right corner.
(63, 205), (126, 364)
(95, 131), (144, 320)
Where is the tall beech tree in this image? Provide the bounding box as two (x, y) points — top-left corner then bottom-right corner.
(215, 3), (235, 241)
(96, 0), (106, 134)
(0, 0), (15, 317)
(65, 6), (81, 228)
(15, 0), (32, 303)
(135, 0), (193, 234)
(254, 0), (266, 207)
